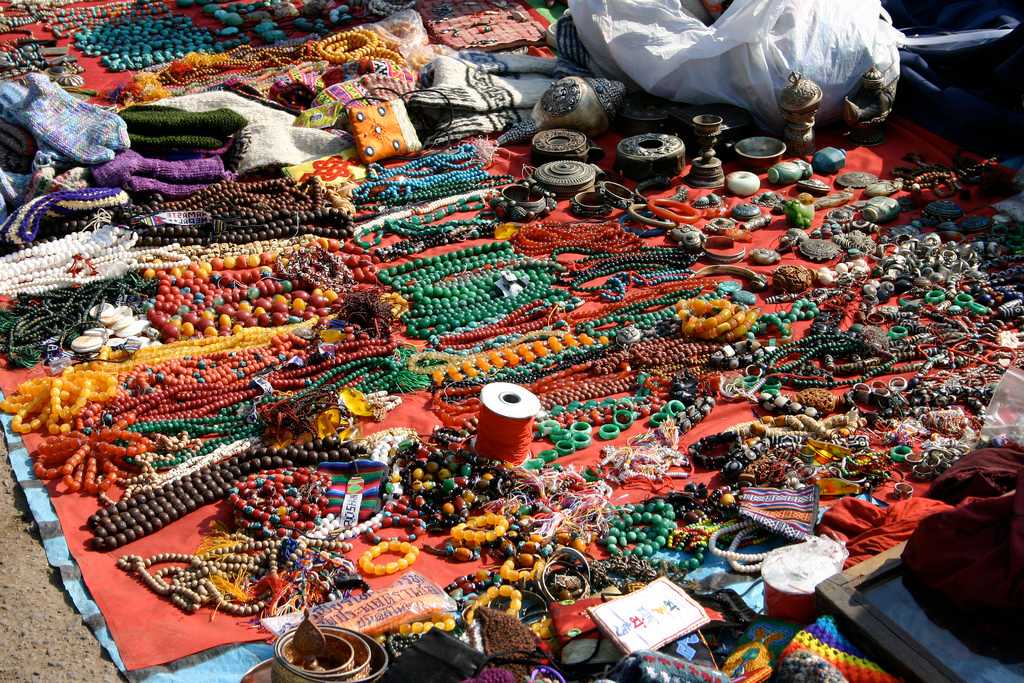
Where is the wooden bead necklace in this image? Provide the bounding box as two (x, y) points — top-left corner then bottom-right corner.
(88, 438), (365, 550)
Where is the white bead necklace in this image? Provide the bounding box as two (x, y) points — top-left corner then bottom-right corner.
(0, 225), (190, 297)
(707, 520), (770, 574)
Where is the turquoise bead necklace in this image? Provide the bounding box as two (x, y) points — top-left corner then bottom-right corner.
(77, 14), (234, 71)
(754, 298), (819, 338)
(352, 144), (513, 210)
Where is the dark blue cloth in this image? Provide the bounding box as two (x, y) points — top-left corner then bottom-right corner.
(883, 0), (1024, 156)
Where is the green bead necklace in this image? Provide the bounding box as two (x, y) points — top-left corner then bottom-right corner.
(601, 500), (677, 557)
(378, 242), (571, 338)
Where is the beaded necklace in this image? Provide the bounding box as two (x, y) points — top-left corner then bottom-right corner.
(434, 300), (562, 351)
(570, 283), (709, 336)
(511, 220), (644, 258)
(377, 241), (571, 338)
(354, 194), (492, 249)
(146, 262), (331, 341)
(758, 332), (928, 388)
(89, 437), (365, 550)
(0, 226), (189, 298)
(352, 144), (513, 210)
(564, 247), (700, 299)
(373, 217), (495, 262)
(130, 178), (353, 247)
(0, 272), (156, 368)
(407, 330), (605, 385)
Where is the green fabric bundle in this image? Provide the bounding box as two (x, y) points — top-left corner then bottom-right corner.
(119, 105), (247, 150)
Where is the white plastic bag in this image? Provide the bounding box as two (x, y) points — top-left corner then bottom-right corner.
(981, 367), (1024, 446)
(567, 0), (904, 131)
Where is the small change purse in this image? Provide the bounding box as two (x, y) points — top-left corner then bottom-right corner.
(346, 99), (422, 164)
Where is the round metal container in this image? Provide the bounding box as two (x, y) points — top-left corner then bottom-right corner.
(271, 627), (388, 683)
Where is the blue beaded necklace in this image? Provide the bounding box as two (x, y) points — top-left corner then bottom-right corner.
(352, 144), (512, 210)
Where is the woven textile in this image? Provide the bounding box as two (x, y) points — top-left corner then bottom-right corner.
(739, 486), (819, 540)
(406, 55), (554, 146)
(318, 460), (387, 522)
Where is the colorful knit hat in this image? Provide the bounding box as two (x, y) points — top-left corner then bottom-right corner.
(779, 617), (901, 683)
(119, 105), (247, 150)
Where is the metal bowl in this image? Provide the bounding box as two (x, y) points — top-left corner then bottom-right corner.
(734, 136), (787, 170)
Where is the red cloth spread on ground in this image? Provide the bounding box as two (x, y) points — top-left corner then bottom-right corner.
(817, 497), (951, 568)
(902, 470), (1024, 616)
(0, 115), (997, 670)
(926, 447), (1024, 505)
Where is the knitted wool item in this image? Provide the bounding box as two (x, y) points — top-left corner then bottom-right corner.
(158, 91), (350, 174)
(119, 105), (247, 149)
(406, 55), (555, 146)
(0, 169), (29, 211)
(460, 670), (517, 683)
(91, 150), (233, 198)
(473, 607), (540, 682)
(0, 120), (35, 173)
(779, 617), (901, 683)
(1, 187), (129, 244)
(0, 74), (128, 164)
(777, 651), (849, 683)
(50, 166), (92, 193)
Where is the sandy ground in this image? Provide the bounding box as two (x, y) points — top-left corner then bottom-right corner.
(0, 435), (124, 682)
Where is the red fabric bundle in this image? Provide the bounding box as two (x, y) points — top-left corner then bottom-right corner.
(817, 497), (951, 568)
(902, 470), (1024, 615)
(926, 446), (1024, 505)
